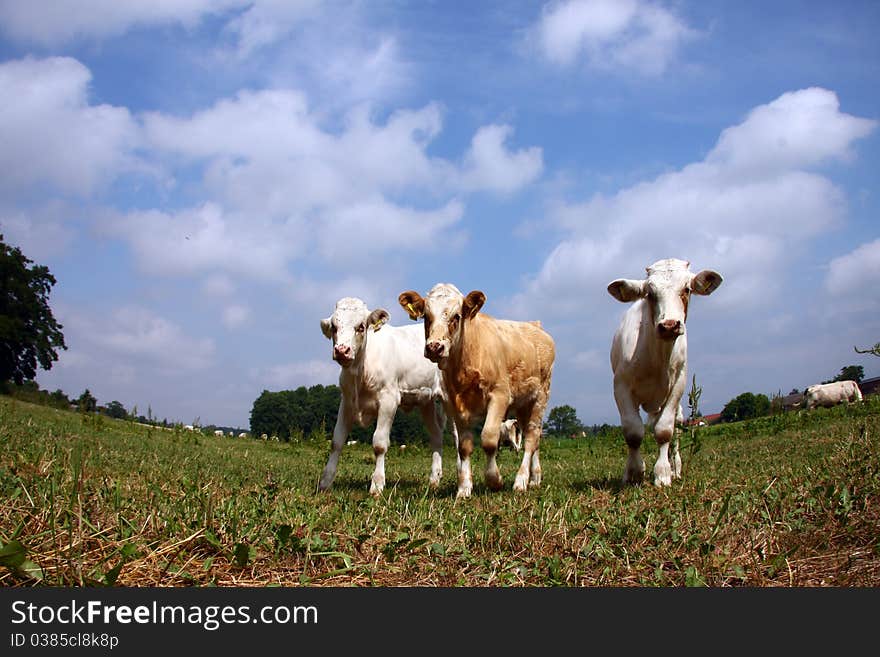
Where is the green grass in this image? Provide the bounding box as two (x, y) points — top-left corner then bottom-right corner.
(1, 395), (878, 587)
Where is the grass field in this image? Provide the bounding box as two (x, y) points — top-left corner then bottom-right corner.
(1, 394), (878, 587)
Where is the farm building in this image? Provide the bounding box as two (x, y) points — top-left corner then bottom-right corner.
(860, 376), (880, 397)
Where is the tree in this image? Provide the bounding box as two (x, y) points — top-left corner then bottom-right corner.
(720, 392), (771, 423)
(104, 400), (128, 419)
(823, 365), (864, 385)
(854, 342), (880, 357)
(0, 235), (67, 385)
(546, 404), (582, 437)
(77, 389), (97, 413)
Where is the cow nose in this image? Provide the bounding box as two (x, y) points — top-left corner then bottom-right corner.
(425, 341), (445, 359)
(334, 344), (351, 359)
(657, 319), (682, 337)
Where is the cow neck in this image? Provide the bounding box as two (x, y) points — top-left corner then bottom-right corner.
(640, 302), (681, 367)
(447, 315), (477, 390)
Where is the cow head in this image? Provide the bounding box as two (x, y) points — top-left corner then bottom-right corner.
(398, 283), (485, 369)
(320, 297), (389, 368)
(607, 258), (722, 341)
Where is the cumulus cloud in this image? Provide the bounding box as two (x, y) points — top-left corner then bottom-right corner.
(101, 203), (301, 282)
(825, 238), (880, 299)
(224, 0), (321, 55)
(60, 305), (215, 372)
(0, 0), (242, 45)
(255, 359), (338, 389)
(513, 87), (876, 320)
(0, 57), (140, 196)
(0, 204), (76, 262)
(222, 304), (251, 330)
(460, 125), (544, 195)
(531, 0), (697, 75)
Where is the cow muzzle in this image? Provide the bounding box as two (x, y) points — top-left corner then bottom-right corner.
(333, 344), (354, 366)
(657, 319), (683, 340)
(424, 341), (447, 363)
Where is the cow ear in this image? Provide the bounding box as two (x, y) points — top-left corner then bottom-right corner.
(398, 291), (425, 320)
(692, 270), (723, 295)
(607, 279), (645, 303)
(463, 290), (486, 319)
(367, 308), (390, 332)
(320, 317), (333, 339)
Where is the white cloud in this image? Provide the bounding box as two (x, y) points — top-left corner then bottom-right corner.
(532, 0), (696, 75)
(102, 203), (300, 282)
(60, 305), (216, 372)
(0, 57), (140, 196)
(222, 304), (251, 330)
(513, 88), (875, 321)
(0, 0), (243, 45)
(825, 238), (880, 299)
(224, 0), (321, 55)
(255, 359), (338, 389)
(0, 204), (76, 262)
(708, 87), (877, 177)
(460, 125), (544, 195)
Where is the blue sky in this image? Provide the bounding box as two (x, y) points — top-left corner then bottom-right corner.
(1, 0), (878, 429)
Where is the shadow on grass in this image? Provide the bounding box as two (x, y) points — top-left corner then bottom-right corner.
(568, 475), (627, 495)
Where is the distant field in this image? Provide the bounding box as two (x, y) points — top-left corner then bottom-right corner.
(1, 395), (878, 586)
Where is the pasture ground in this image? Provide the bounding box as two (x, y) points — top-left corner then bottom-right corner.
(1, 395), (878, 586)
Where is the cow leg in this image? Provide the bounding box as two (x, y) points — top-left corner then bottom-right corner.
(456, 423), (474, 499)
(369, 398), (397, 496)
(318, 400), (353, 492)
(652, 402), (680, 487)
(514, 402), (544, 491)
(480, 393), (509, 492)
(614, 380), (645, 485)
(420, 402), (444, 488)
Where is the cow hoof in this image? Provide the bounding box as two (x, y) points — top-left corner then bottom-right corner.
(456, 483), (472, 499)
(485, 471), (503, 491)
(369, 478), (385, 496)
(513, 472), (529, 492)
(623, 470), (644, 486)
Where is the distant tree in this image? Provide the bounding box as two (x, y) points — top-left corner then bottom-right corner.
(836, 365), (865, 383)
(104, 400), (128, 419)
(546, 404), (582, 437)
(720, 392), (771, 423)
(0, 235), (67, 385)
(854, 342), (880, 357)
(77, 389), (97, 413)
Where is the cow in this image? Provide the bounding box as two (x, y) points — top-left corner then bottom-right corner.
(317, 297), (458, 496)
(238, 432), (248, 439)
(607, 258), (722, 487)
(499, 418), (522, 451)
(399, 284), (555, 498)
(804, 380), (863, 410)
(214, 429), (224, 437)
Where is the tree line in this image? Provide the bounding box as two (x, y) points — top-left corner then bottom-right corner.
(249, 385), (435, 444)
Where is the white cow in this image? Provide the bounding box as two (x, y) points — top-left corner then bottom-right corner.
(499, 419), (522, 451)
(317, 297), (458, 496)
(804, 380), (863, 410)
(214, 429), (224, 437)
(183, 424), (195, 432)
(238, 432), (247, 439)
(607, 258), (722, 487)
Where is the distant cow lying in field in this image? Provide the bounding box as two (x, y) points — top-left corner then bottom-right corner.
(607, 258), (722, 487)
(399, 284), (555, 498)
(499, 419), (522, 451)
(804, 380), (863, 410)
(317, 297), (457, 496)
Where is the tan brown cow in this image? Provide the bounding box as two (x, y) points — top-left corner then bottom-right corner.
(399, 283), (555, 498)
